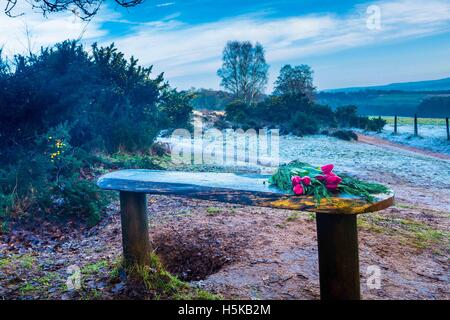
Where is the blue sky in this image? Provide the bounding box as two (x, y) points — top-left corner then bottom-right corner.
(1, 0), (450, 91)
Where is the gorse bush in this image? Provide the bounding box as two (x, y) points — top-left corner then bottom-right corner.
(0, 41), (192, 155)
(224, 93), (334, 135)
(225, 95), (386, 135)
(0, 41), (193, 228)
(0, 124), (111, 227)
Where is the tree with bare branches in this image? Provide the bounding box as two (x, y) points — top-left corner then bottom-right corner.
(4, 0), (144, 20)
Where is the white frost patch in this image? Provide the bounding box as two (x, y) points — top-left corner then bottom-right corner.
(357, 125), (450, 155)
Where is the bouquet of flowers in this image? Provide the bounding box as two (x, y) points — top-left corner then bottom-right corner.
(269, 161), (390, 203)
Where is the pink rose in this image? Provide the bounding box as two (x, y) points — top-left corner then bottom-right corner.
(316, 175), (326, 181)
(301, 176), (311, 186)
(325, 175), (342, 185)
(291, 176), (302, 186)
(293, 184), (304, 195)
(321, 164), (334, 174)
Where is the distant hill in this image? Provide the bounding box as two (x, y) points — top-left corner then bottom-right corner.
(324, 77), (450, 93)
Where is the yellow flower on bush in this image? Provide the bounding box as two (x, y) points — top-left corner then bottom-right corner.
(47, 138), (67, 161)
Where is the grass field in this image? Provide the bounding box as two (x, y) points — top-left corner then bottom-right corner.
(370, 116), (447, 126)
(364, 116), (450, 154)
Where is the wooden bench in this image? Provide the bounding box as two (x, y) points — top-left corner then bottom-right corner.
(97, 169), (394, 300)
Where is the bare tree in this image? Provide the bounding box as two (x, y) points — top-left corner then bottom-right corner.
(217, 40), (269, 105)
(4, 0), (144, 20)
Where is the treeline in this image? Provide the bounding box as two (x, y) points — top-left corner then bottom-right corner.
(0, 41), (192, 227)
(225, 99), (385, 135)
(416, 96), (450, 118)
(189, 88), (235, 110)
(317, 90), (450, 117)
(216, 41), (384, 135)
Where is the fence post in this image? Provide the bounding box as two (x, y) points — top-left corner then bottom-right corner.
(414, 114), (418, 136)
(394, 115), (398, 134)
(446, 117), (449, 141)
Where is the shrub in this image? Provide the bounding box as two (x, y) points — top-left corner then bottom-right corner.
(0, 41), (193, 227)
(0, 41), (192, 156)
(330, 130), (358, 141)
(0, 125), (110, 226)
(359, 117), (387, 132)
(43, 176), (110, 226)
(225, 100), (250, 123)
(287, 112), (319, 135)
(224, 93), (335, 134)
(335, 105), (359, 127)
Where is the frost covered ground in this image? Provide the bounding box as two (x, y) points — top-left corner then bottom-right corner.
(355, 124), (450, 155)
(159, 133), (450, 212)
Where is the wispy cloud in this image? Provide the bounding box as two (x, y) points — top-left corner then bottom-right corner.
(1, 0), (449, 89)
(103, 0), (450, 88)
(0, 3), (110, 56)
(156, 2), (175, 8)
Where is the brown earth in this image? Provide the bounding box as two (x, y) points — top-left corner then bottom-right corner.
(1, 132), (449, 300)
(1, 189), (448, 300)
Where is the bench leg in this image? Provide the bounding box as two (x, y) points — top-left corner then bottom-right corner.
(120, 191), (152, 266)
(316, 213), (360, 300)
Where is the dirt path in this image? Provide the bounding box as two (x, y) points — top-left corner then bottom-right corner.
(356, 133), (450, 161)
(1, 193), (448, 300)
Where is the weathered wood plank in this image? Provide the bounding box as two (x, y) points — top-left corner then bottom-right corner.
(97, 170), (394, 215)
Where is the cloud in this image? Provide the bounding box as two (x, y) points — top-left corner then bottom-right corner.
(0, 3), (110, 56)
(156, 2), (175, 7)
(101, 0), (450, 88)
(1, 0), (449, 89)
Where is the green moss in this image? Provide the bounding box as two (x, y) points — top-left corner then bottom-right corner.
(114, 253), (221, 300)
(286, 211), (301, 222)
(19, 283), (35, 295)
(174, 288), (222, 300)
(395, 203), (419, 209)
(358, 213), (449, 253)
(206, 207), (222, 216)
(0, 256), (11, 268)
(81, 288), (103, 300)
(18, 272), (62, 297)
(81, 260), (109, 275)
(19, 254), (36, 269)
(307, 212), (316, 221)
(37, 272), (60, 287)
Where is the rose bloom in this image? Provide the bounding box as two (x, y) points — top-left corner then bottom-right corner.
(293, 184), (304, 195)
(301, 176), (311, 185)
(321, 164), (334, 174)
(291, 176), (302, 186)
(325, 175), (342, 185)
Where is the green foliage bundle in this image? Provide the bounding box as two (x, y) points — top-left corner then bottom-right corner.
(269, 161), (390, 203)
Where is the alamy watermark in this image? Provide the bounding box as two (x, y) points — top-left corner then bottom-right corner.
(366, 265), (382, 289)
(66, 264), (81, 291)
(366, 5), (382, 30)
(170, 126), (280, 168)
